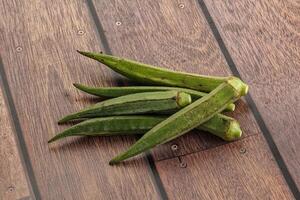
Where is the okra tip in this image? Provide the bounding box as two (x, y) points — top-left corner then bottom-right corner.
(73, 83), (88, 92)
(77, 50), (92, 57)
(109, 160), (117, 165)
(109, 152), (131, 165)
(225, 120), (242, 141)
(58, 116), (74, 124)
(48, 135), (60, 143)
(48, 129), (73, 143)
(73, 83), (81, 88)
(77, 50), (102, 62)
(58, 119), (65, 124)
(73, 83), (101, 97)
(77, 50), (118, 66)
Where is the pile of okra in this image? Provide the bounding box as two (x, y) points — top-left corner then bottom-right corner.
(49, 51), (249, 165)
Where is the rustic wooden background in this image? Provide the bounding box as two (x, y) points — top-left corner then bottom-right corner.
(0, 0), (299, 199)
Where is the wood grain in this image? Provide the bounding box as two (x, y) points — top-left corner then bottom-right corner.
(204, 0), (300, 188)
(156, 134), (293, 199)
(0, 0), (159, 199)
(0, 86), (31, 199)
(0, 0), (296, 199)
(91, 0), (259, 160)
(92, 0), (293, 198)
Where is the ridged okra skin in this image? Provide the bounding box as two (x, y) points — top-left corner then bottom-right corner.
(77, 51), (248, 96)
(49, 116), (165, 143)
(73, 83), (235, 112)
(73, 83), (207, 99)
(58, 91), (191, 123)
(198, 114), (241, 141)
(109, 80), (244, 164)
(49, 114), (241, 143)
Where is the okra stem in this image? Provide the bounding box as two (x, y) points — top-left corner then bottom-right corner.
(73, 83), (235, 112)
(109, 80), (244, 164)
(77, 51), (248, 96)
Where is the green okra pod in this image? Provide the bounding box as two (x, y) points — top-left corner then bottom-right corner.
(73, 83), (235, 112)
(48, 114), (241, 143)
(77, 51), (248, 96)
(58, 91), (191, 123)
(73, 83), (207, 99)
(109, 78), (245, 164)
(50, 116), (165, 143)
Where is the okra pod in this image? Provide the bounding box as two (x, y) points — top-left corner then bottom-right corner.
(109, 79), (245, 164)
(73, 83), (235, 112)
(48, 114), (241, 143)
(50, 116), (165, 143)
(58, 91), (191, 123)
(77, 51), (248, 96)
(73, 83), (207, 99)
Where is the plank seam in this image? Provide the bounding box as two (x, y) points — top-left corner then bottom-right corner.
(84, 1), (168, 199)
(85, 0), (112, 55)
(85, 0), (124, 87)
(0, 57), (40, 200)
(145, 152), (169, 200)
(196, 0), (300, 198)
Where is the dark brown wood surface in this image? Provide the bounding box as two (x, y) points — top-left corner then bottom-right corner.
(204, 0), (300, 189)
(0, 87), (31, 200)
(92, 0), (294, 198)
(0, 0), (298, 199)
(0, 0), (159, 199)
(156, 135), (293, 200)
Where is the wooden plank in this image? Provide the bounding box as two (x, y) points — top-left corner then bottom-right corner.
(91, 0), (259, 161)
(0, 0), (159, 199)
(92, 0), (293, 198)
(204, 0), (300, 188)
(0, 85), (31, 199)
(156, 134), (293, 199)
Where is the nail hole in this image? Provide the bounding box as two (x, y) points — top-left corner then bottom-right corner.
(7, 186), (14, 192)
(171, 144), (178, 151)
(239, 147), (246, 154)
(116, 21), (122, 26)
(180, 162), (187, 168)
(16, 46), (22, 52)
(178, 3), (185, 8)
(77, 30), (85, 35)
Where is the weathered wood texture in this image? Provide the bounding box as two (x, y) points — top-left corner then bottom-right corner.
(156, 135), (293, 200)
(92, 0), (293, 198)
(91, 0), (259, 160)
(0, 0), (159, 199)
(204, 0), (300, 188)
(0, 86), (31, 199)
(0, 0), (297, 199)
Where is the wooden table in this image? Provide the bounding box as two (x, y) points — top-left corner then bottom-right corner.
(0, 0), (299, 199)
